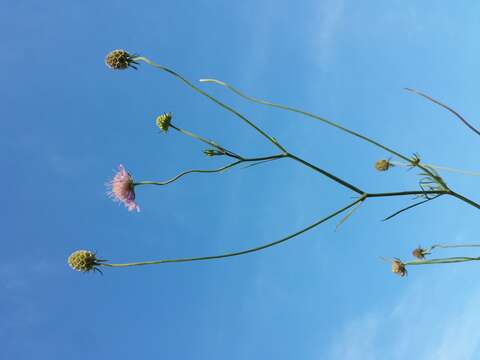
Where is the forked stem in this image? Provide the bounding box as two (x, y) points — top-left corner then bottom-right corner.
(134, 57), (287, 153)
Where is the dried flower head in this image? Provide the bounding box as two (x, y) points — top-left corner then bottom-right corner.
(375, 159), (391, 171)
(68, 250), (104, 273)
(156, 113), (172, 132)
(391, 258), (407, 277)
(412, 247), (428, 259)
(107, 165), (140, 212)
(105, 49), (138, 70)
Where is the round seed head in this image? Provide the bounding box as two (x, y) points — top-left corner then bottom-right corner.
(156, 113), (172, 132)
(391, 259), (407, 277)
(375, 159), (390, 172)
(105, 49), (136, 70)
(68, 250), (99, 273)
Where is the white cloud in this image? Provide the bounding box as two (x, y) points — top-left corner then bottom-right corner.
(328, 313), (379, 360)
(428, 294), (480, 360)
(308, 0), (345, 70)
(321, 272), (480, 360)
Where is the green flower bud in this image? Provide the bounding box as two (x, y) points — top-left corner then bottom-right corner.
(156, 113), (172, 132)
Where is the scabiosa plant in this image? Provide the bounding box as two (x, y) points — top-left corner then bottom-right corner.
(107, 164), (140, 212)
(72, 50), (480, 277)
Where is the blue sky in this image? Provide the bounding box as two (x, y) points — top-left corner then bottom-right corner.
(2, 0), (480, 359)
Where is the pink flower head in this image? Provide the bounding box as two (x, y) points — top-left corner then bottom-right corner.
(107, 165), (140, 212)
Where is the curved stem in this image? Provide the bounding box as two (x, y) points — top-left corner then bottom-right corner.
(134, 161), (242, 186)
(381, 195), (443, 222)
(100, 197), (365, 268)
(134, 154), (287, 187)
(405, 88), (480, 137)
(134, 57), (287, 153)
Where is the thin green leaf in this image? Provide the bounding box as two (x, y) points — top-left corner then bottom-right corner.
(382, 195), (442, 221)
(335, 199), (364, 230)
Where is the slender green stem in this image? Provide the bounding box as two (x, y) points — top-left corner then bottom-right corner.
(405, 256), (480, 266)
(134, 161), (242, 186)
(423, 243), (480, 256)
(450, 191), (480, 210)
(133, 154), (287, 187)
(367, 189), (480, 212)
(99, 197), (365, 268)
(366, 190), (448, 198)
(405, 88), (480, 137)
(287, 153), (364, 194)
(134, 57), (287, 152)
(431, 243), (480, 249)
(382, 195), (442, 222)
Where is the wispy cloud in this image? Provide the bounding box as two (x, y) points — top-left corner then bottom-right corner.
(320, 272), (480, 360)
(327, 313), (379, 360)
(427, 293), (480, 360)
(0, 257), (54, 338)
(308, 0), (345, 70)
